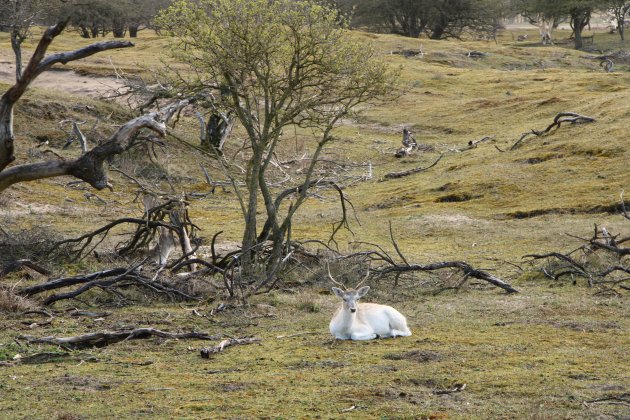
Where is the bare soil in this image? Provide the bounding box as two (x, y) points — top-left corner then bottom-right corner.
(0, 51), (124, 98)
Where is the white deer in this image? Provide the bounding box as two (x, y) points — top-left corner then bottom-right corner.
(328, 265), (412, 340)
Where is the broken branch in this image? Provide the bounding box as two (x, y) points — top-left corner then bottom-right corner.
(375, 261), (519, 294)
(19, 328), (220, 349)
(200, 337), (261, 358)
(510, 112), (595, 151)
(382, 154), (443, 180)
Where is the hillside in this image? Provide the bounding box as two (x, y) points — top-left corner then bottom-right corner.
(1, 29), (628, 265)
(0, 27), (628, 419)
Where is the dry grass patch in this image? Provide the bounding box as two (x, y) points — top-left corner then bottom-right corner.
(0, 288), (37, 312)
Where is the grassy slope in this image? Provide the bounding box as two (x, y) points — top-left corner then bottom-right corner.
(0, 29), (629, 419)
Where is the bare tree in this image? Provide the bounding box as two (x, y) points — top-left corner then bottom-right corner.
(0, 0), (56, 80)
(513, 0), (606, 49)
(609, 1), (630, 41)
(0, 20), (186, 193)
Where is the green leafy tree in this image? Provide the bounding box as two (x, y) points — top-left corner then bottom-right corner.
(156, 0), (397, 296)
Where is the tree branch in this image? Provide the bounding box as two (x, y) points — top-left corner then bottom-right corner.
(19, 328), (219, 350)
(510, 112), (595, 151)
(200, 337), (261, 358)
(0, 102), (189, 193)
(374, 261), (519, 294)
(382, 154), (443, 180)
(0, 20), (134, 177)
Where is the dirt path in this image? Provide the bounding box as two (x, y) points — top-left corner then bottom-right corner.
(0, 51), (125, 98)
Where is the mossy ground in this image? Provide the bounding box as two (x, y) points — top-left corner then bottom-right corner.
(0, 27), (629, 419)
(1, 285), (628, 419)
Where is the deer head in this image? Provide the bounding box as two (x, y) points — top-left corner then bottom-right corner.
(327, 262), (371, 313)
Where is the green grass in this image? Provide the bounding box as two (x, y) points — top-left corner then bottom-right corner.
(0, 26), (629, 419)
(0, 286), (628, 419)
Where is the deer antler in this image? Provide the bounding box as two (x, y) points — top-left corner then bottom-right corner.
(326, 262), (346, 289)
(354, 262), (371, 289)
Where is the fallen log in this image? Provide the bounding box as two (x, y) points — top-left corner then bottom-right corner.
(20, 268), (128, 296)
(19, 328), (220, 349)
(19, 264), (200, 305)
(0, 259), (51, 278)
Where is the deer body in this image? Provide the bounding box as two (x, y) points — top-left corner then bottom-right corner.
(329, 286), (412, 340)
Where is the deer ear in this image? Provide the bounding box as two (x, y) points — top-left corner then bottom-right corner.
(331, 287), (345, 298)
(356, 286), (370, 297)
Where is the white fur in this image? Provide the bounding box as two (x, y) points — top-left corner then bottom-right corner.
(329, 287), (412, 340)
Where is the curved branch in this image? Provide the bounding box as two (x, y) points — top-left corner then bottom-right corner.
(382, 154), (443, 180)
(0, 21), (134, 172)
(0, 103), (189, 193)
(20, 268), (129, 296)
(510, 112), (595, 151)
(374, 261), (519, 294)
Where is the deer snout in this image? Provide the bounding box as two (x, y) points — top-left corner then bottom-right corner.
(350, 308), (356, 313)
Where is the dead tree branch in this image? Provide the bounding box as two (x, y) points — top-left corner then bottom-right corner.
(523, 221), (629, 292)
(510, 112), (595, 151)
(373, 261), (519, 294)
(19, 267), (129, 297)
(0, 100), (190, 193)
(200, 337), (261, 358)
(0, 20), (135, 181)
(461, 136), (494, 151)
(382, 154), (443, 180)
(51, 218), (173, 260)
(0, 259), (51, 278)
(51, 197), (200, 265)
(320, 228), (519, 293)
(19, 328), (220, 350)
(18, 262), (200, 305)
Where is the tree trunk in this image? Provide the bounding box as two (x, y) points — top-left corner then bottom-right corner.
(571, 9), (591, 50)
(573, 16), (584, 49)
(112, 21), (126, 38)
(10, 29), (24, 81)
(430, 25), (445, 40)
(203, 113), (233, 153)
(128, 24), (139, 38)
(240, 146), (262, 283)
(0, 97), (16, 171)
(78, 25), (91, 39)
(430, 14), (448, 40)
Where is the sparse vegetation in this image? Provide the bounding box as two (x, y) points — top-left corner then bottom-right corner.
(0, 14), (628, 419)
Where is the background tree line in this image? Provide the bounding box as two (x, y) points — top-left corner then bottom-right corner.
(0, 0), (171, 39)
(334, 0), (630, 47)
(334, 0), (507, 40)
(2, 0), (629, 46)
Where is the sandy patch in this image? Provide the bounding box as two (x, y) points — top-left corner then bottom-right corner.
(423, 213), (481, 225)
(0, 51), (125, 98)
(0, 201), (67, 217)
